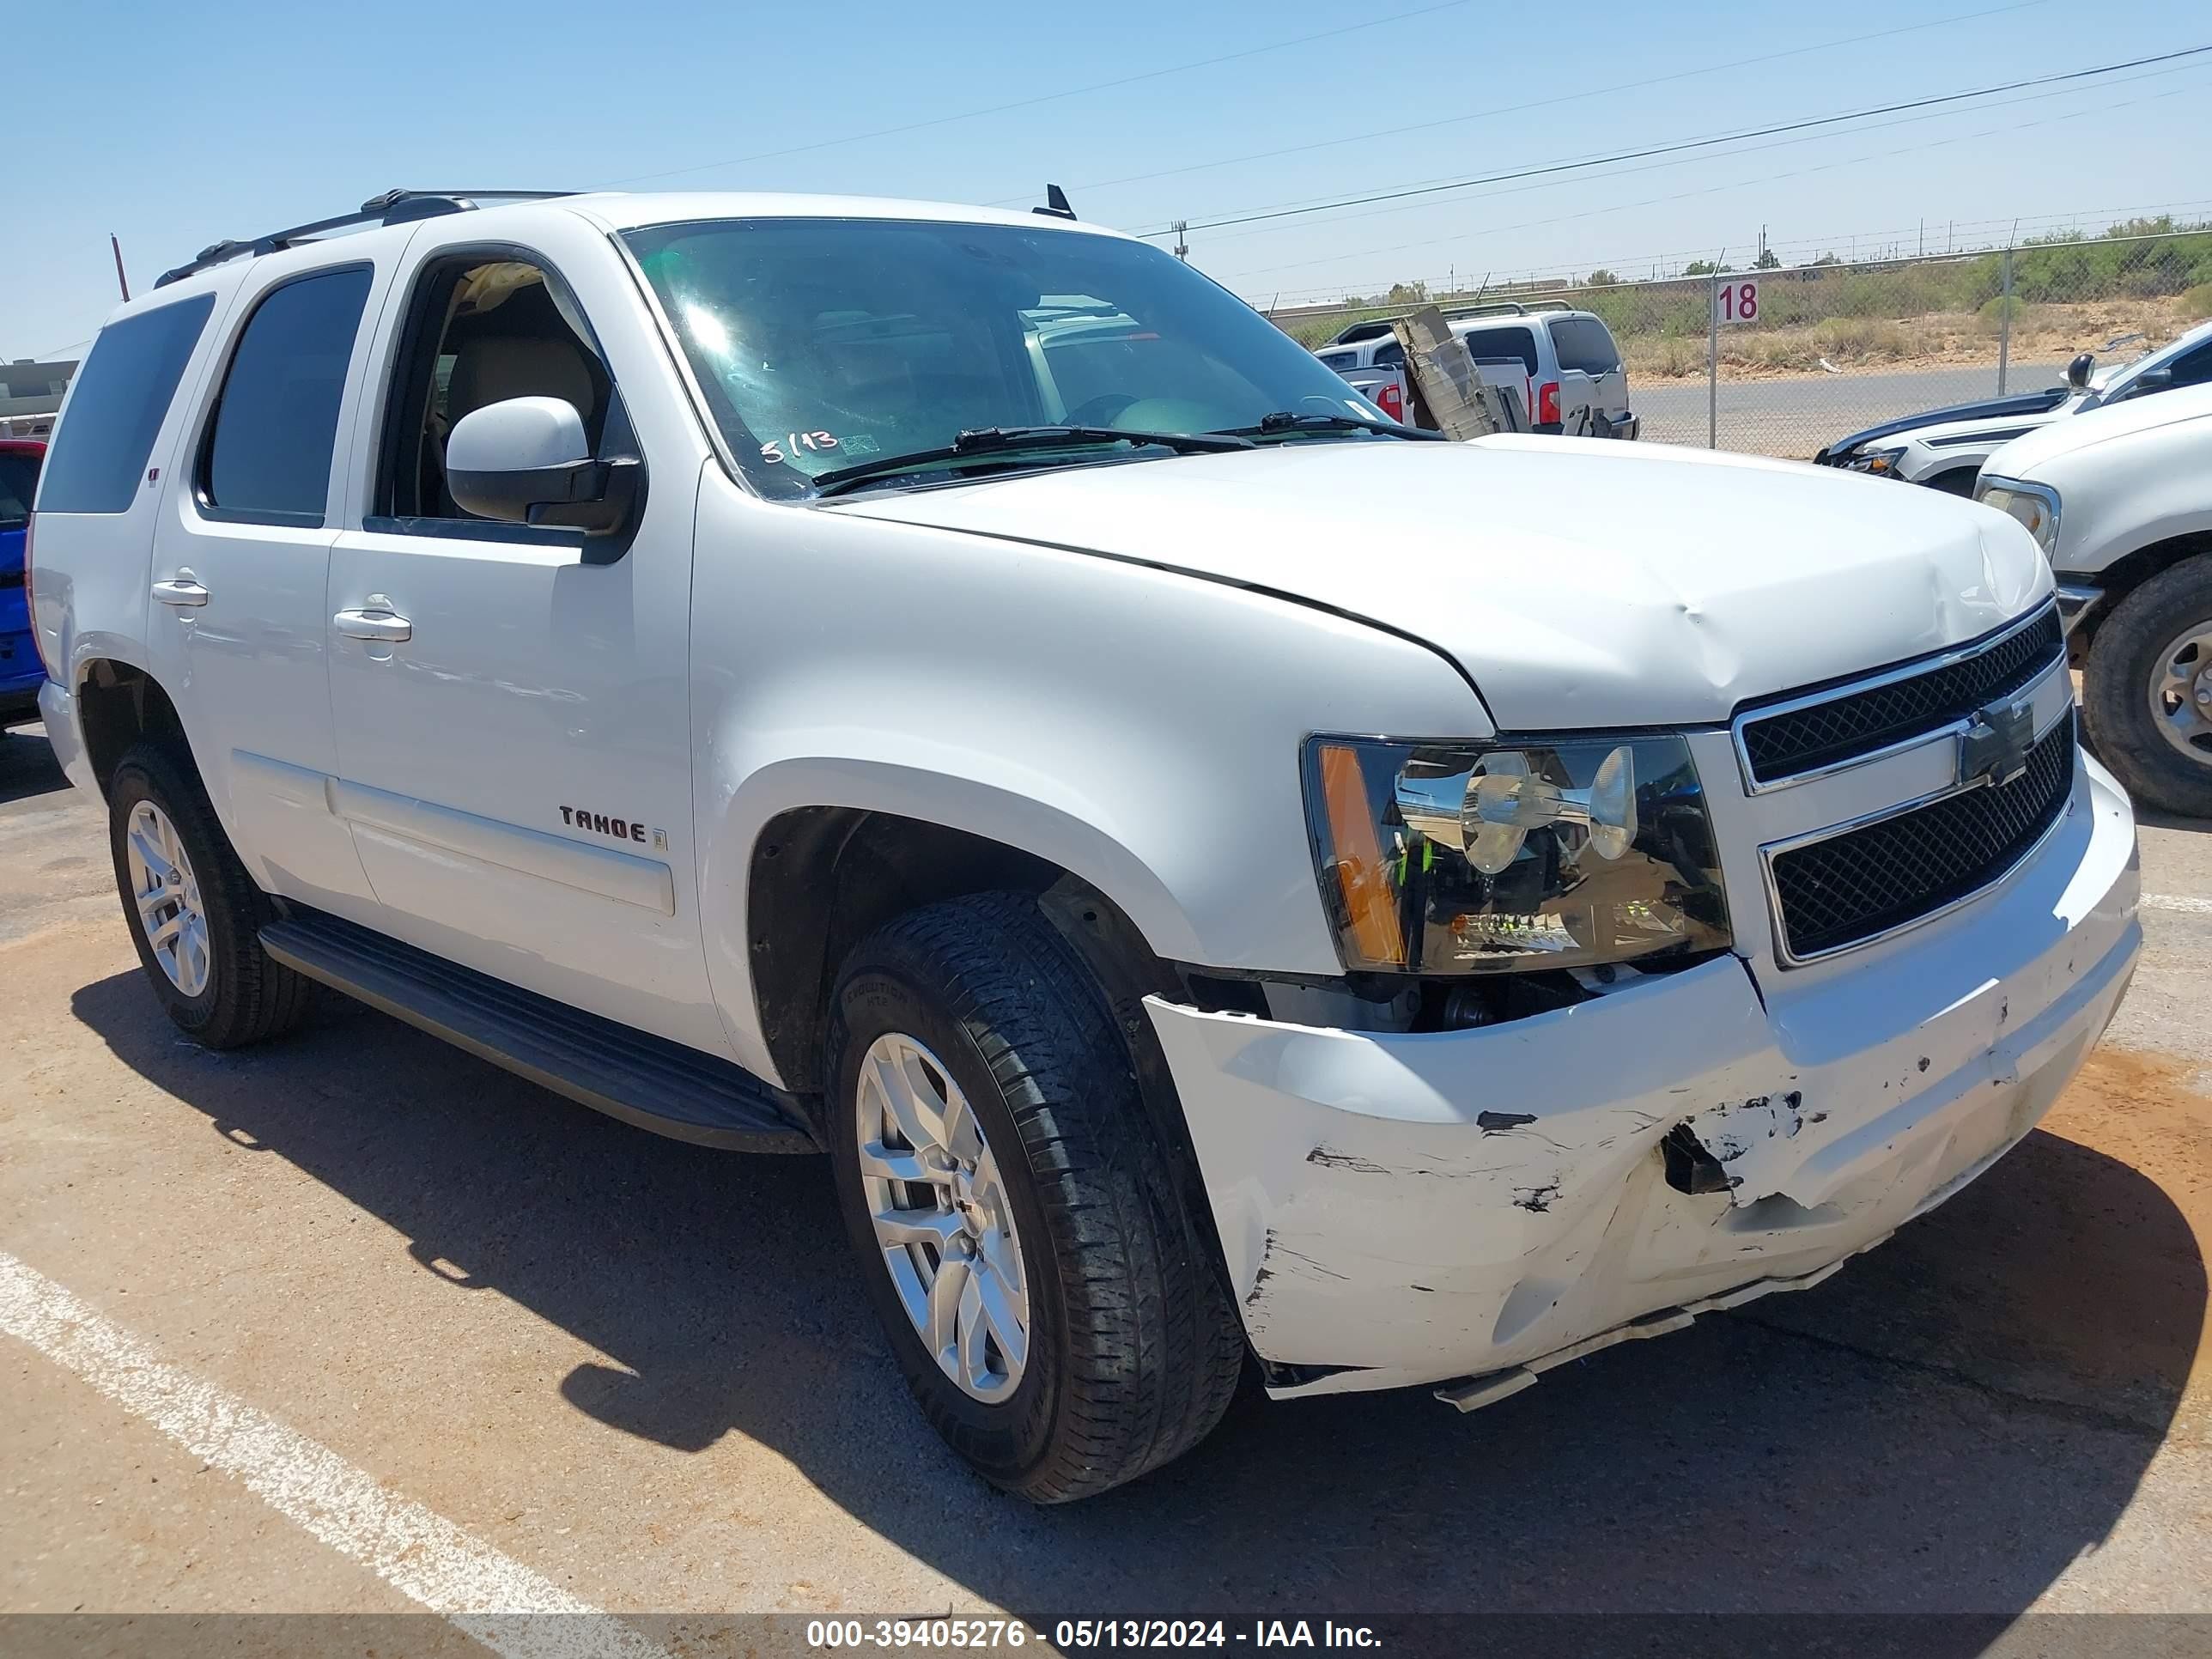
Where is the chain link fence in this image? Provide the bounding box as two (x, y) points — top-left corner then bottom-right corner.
(1280, 227), (2212, 459)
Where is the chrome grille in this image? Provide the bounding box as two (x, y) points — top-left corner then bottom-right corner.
(1769, 719), (2075, 961)
(1740, 607), (2063, 787)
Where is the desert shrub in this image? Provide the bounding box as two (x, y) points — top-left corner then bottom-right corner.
(2185, 284), (2212, 320)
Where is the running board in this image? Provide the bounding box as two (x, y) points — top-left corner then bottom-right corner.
(259, 912), (817, 1153)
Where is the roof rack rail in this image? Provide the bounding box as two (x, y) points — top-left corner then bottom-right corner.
(154, 190), (575, 289)
(1439, 299), (1575, 319)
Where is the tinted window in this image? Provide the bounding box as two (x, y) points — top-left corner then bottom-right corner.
(1373, 340), (1406, 368)
(1316, 350), (1356, 371)
(2166, 339), (2212, 389)
(203, 267), (373, 524)
(1548, 316), (1621, 374)
(35, 295), (214, 514)
(1456, 325), (1540, 374)
(0, 450), (38, 528)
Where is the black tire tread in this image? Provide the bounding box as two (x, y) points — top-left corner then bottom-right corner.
(830, 892), (1243, 1503)
(2081, 556), (2212, 819)
(108, 739), (312, 1048)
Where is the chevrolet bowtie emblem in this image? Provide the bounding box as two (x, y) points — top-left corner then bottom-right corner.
(1958, 690), (2038, 789)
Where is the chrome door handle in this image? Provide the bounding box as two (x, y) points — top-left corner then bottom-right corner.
(152, 570), (210, 608)
(333, 596), (412, 643)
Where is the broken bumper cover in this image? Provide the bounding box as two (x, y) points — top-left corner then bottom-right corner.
(1145, 753), (2140, 1401)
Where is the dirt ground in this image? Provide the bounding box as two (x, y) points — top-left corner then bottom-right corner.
(3, 719), (2209, 1656)
(1629, 296), (2205, 384)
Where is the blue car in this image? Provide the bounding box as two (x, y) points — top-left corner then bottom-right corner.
(0, 440), (44, 726)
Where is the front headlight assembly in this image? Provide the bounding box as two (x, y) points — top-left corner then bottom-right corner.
(1303, 735), (1731, 975)
(1975, 476), (2061, 556)
(1842, 445), (1907, 477)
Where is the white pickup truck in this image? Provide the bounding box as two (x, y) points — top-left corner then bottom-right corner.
(1979, 380), (2212, 818)
(29, 188), (2139, 1502)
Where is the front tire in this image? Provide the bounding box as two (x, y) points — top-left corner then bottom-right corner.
(107, 741), (312, 1048)
(2081, 557), (2212, 819)
(826, 892), (1243, 1503)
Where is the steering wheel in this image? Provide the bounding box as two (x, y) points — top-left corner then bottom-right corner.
(1059, 392), (1139, 428)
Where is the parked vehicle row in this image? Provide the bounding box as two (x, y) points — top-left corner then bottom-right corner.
(27, 188), (2138, 1502)
(1, 439), (47, 726)
(1815, 316), (2212, 493)
(1312, 302), (1638, 438)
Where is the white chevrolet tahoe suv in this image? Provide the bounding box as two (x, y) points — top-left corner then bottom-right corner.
(28, 189), (2142, 1502)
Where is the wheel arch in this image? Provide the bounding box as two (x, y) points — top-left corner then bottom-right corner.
(742, 795), (1186, 1103)
(2070, 529), (2212, 659)
(73, 657), (190, 799)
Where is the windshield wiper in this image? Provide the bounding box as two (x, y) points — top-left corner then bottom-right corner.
(811, 424), (1254, 496)
(1213, 411), (1447, 441)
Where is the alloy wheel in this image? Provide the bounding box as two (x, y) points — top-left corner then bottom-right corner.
(854, 1032), (1030, 1403)
(125, 799), (210, 999)
(2148, 622), (2212, 769)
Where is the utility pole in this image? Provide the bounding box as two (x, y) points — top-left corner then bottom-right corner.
(1171, 221), (1188, 262)
(110, 234), (131, 301)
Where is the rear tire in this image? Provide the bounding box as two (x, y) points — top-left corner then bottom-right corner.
(107, 741), (313, 1048)
(826, 892), (1243, 1503)
(2081, 557), (2212, 819)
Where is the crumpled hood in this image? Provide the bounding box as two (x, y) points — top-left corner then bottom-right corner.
(829, 434), (2049, 728)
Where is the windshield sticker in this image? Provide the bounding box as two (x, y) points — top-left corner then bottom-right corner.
(760, 430), (862, 465)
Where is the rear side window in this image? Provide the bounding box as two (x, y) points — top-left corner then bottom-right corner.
(201, 266), (374, 526)
(1548, 316), (1621, 375)
(1316, 350), (1356, 372)
(0, 449), (39, 528)
(1456, 325), (1540, 375)
(34, 295), (215, 514)
(1374, 340), (1406, 368)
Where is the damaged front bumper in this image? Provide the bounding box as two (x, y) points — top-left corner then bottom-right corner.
(1145, 753), (2140, 1404)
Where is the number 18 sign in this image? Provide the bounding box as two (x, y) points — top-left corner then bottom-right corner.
(1715, 278), (1760, 325)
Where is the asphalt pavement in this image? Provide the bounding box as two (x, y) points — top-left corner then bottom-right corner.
(1634, 362), (2069, 458)
(3, 715), (2208, 1656)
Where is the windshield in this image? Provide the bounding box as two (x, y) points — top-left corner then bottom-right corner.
(624, 217), (1393, 498)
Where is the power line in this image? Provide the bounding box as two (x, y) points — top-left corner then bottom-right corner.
(988, 0), (2047, 205)
(1139, 44), (2212, 240)
(1225, 76), (2206, 300)
(1252, 196), (2212, 304)
(1208, 58), (2204, 276)
(591, 0), (1478, 189)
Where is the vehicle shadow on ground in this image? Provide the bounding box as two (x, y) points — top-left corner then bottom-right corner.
(0, 724), (68, 806)
(70, 970), (2204, 1631)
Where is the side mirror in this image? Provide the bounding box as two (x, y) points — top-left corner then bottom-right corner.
(447, 396), (640, 536)
(2064, 352), (2096, 389)
(2122, 367), (2174, 399)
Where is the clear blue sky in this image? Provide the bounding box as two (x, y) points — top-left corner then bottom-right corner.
(8, 0), (2208, 358)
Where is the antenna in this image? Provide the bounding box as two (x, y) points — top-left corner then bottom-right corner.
(1033, 185), (1077, 222)
(111, 234), (131, 301)
(1172, 220), (1188, 261)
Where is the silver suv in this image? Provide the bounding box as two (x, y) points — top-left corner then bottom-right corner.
(1315, 301), (1637, 438)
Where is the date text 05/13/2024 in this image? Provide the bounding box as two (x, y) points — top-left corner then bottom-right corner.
(805, 1619), (1382, 1649)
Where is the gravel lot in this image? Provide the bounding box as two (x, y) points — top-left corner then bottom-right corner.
(3, 715), (2207, 1652)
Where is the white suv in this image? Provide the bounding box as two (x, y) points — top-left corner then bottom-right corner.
(1314, 302), (1638, 437)
(28, 189), (2139, 1501)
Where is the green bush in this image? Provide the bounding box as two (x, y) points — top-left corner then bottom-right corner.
(2185, 284), (2212, 320)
